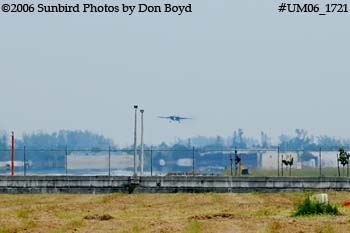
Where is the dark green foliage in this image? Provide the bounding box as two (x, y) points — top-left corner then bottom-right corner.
(338, 148), (349, 166)
(22, 130), (114, 150)
(294, 198), (339, 216)
(122, 183), (138, 194)
(337, 148), (350, 176)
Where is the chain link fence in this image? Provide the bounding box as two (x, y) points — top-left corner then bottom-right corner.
(0, 147), (345, 177)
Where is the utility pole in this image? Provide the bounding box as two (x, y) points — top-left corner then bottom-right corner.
(140, 109), (144, 176)
(133, 105), (138, 177)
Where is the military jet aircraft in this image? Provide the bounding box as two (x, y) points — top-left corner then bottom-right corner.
(158, 115), (192, 123)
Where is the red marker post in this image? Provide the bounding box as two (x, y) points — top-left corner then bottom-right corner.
(11, 131), (14, 176)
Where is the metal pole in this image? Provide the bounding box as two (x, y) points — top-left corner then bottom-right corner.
(239, 152), (242, 176)
(319, 147), (322, 177)
(281, 154), (284, 177)
(150, 146), (153, 176)
(133, 105), (138, 177)
(23, 146), (26, 176)
(289, 154), (291, 176)
(65, 145), (68, 176)
(235, 148), (237, 176)
(337, 153), (340, 177)
(346, 155), (349, 176)
(11, 131), (14, 176)
(230, 152), (233, 176)
(347, 147), (349, 177)
(108, 146), (111, 176)
(277, 146), (280, 176)
(192, 146), (195, 176)
(140, 109), (144, 176)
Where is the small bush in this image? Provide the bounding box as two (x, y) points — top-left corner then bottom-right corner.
(294, 197), (339, 216)
(122, 183), (138, 194)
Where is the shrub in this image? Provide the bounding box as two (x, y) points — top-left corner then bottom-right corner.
(294, 197), (339, 216)
(122, 183), (138, 194)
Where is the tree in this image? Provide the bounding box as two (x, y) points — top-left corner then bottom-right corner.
(279, 129), (317, 150)
(337, 148), (350, 176)
(0, 131), (8, 160)
(317, 136), (341, 150)
(260, 131), (271, 148)
(0, 131), (7, 149)
(232, 129), (247, 149)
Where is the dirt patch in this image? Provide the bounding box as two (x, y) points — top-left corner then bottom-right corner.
(189, 212), (237, 220)
(84, 214), (114, 221)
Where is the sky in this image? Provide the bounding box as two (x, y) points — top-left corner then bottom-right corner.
(1, 0), (350, 146)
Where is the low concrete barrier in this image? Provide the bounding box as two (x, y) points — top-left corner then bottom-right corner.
(1, 176), (350, 194)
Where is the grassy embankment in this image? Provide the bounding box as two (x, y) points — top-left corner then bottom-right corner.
(1, 192), (350, 232)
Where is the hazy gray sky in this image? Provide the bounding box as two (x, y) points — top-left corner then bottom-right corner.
(1, 0), (349, 146)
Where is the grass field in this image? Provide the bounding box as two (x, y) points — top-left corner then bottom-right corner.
(1, 192), (350, 233)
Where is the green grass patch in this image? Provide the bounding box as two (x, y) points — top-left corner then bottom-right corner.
(186, 220), (202, 233)
(49, 219), (83, 233)
(16, 208), (33, 219)
(294, 198), (339, 216)
(100, 192), (125, 203)
(54, 211), (80, 220)
(203, 192), (222, 203)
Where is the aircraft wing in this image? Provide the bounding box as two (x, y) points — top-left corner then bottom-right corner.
(158, 116), (170, 119)
(179, 117), (192, 120)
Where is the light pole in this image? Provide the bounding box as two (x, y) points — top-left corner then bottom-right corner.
(133, 105), (138, 176)
(140, 109), (144, 176)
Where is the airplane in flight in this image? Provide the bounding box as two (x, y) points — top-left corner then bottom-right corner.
(158, 115), (192, 123)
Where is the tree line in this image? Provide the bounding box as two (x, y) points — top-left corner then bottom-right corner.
(0, 128), (349, 151)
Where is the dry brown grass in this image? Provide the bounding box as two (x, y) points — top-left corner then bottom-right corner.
(1, 192), (350, 233)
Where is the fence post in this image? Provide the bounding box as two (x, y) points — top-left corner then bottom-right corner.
(150, 146), (153, 176)
(319, 147), (322, 177)
(337, 153), (340, 177)
(230, 152), (233, 176)
(235, 148), (238, 176)
(239, 151), (242, 177)
(346, 154), (349, 176)
(23, 146), (26, 176)
(281, 154), (284, 177)
(347, 147), (349, 177)
(277, 146), (280, 177)
(192, 146), (195, 176)
(109, 146), (111, 177)
(65, 145), (68, 176)
(11, 131), (14, 176)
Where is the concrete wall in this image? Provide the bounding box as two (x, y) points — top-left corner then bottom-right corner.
(1, 176), (350, 194)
